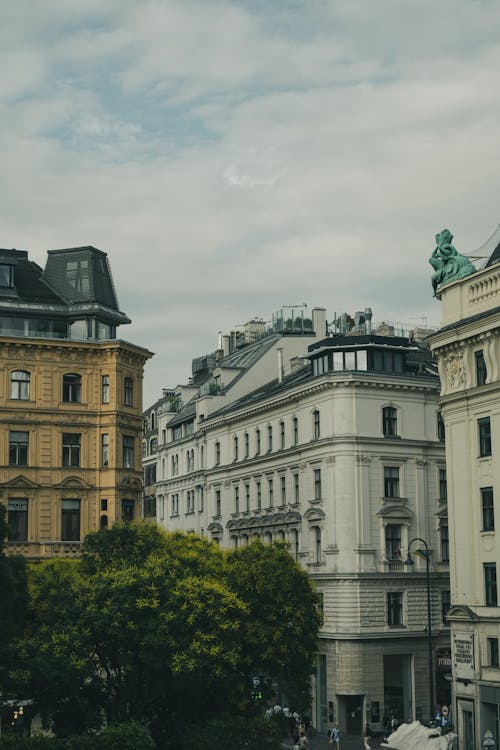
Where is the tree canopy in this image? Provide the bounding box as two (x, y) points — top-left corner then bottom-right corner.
(7, 524), (319, 748)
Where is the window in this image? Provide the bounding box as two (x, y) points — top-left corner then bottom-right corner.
(385, 524), (401, 560)
(0, 263), (14, 287)
(61, 499), (80, 541)
(198, 487), (204, 513)
(437, 412), (445, 442)
(267, 425), (273, 452)
(101, 434), (109, 468)
(440, 524), (449, 562)
(8, 499), (28, 542)
(171, 494), (179, 516)
(102, 375), (110, 403)
(313, 410), (320, 440)
(243, 484), (249, 512)
(255, 429), (261, 455)
(256, 481), (262, 510)
(215, 489), (221, 516)
(384, 466), (400, 498)
(10, 370), (30, 400)
(66, 259), (89, 294)
(476, 350), (487, 386)
(244, 433), (249, 459)
(215, 441), (220, 466)
(124, 377), (133, 406)
(187, 490), (195, 514)
(482, 487), (495, 531)
(121, 499), (135, 523)
(280, 421), (285, 449)
(268, 478), (274, 508)
(316, 592), (324, 626)
(383, 406), (398, 437)
(439, 469), (447, 502)
(233, 436), (239, 461)
(9, 431), (28, 466)
(441, 590), (450, 625)
(387, 592), (403, 627)
(313, 526), (322, 562)
(234, 486), (239, 514)
(62, 433), (81, 467)
(122, 436), (134, 469)
(293, 417), (298, 446)
(280, 476), (286, 505)
(62, 373), (81, 403)
(294, 473), (300, 503)
(101, 499), (108, 511)
(485, 563), (498, 606)
(479, 417), (492, 457)
(314, 468), (322, 500)
(489, 638), (499, 667)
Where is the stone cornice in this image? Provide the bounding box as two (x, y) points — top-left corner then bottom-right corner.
(198, 375), (439, 435)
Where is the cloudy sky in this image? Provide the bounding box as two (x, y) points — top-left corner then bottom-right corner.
(2, 0), (500, 405)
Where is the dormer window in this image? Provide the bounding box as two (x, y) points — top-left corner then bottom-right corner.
(0, 264), (14, 288)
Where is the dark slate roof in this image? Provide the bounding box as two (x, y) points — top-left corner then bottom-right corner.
(309, 334), (410, 353)
(43, 246), (120, 309)
(485, 241), (500, 268)
(0, 249), (65, 304)
(166, 401), (196, 428)
(432, 305), (500, 336)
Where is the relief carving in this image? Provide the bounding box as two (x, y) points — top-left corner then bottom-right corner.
(446, 352), (465, 391)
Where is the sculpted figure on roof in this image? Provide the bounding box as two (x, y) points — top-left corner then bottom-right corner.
(430, 229), (476, 295)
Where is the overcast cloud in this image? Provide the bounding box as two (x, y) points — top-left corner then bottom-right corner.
(2, 0), (500, 405)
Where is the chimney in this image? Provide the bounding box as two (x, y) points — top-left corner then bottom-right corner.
(277, 348), (284, 383)
(290, 356), (304, 374)
(218, 331), (223, 349)
(222, 335), (231, 356)
(312, 307), (326, 336)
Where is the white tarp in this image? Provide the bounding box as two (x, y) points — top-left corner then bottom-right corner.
(382, 721), (456, 750)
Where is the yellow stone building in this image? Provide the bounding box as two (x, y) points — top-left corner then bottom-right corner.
(0, 246), (152, 560)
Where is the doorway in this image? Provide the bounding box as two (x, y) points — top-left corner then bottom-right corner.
(344, 695), (364, 734)
(383, 654), (413, 723)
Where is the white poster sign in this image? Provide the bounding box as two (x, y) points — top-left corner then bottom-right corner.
(453, 632), (475, 680)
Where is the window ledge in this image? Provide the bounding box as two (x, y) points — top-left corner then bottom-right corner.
(481, 530), (495, 535)
(383, 434), (401, 439)
(387, 625), (407, 630)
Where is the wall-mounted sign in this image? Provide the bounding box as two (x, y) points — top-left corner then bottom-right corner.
(453, 632), (475, 680)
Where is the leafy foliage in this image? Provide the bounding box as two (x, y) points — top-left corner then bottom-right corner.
(8, 525), (319, 748)
(181, 714), (281, 750)
(0, 722), (154, 750)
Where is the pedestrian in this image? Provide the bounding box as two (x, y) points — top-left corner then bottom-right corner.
(363, 723), (372, 750)
(298, 728), (309, 749)
(292, 726), (300, 750)
(329, 723), (341, 750)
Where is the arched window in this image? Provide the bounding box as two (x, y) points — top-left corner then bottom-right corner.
(11, 370), (30, 400)
(244, 432), (249, 458)
(124, 377), (134, 406)
(200, 445), (205, 467)
(100, 515), (108, 530)
(62, 373), (81, 403)
(267, 425), (273, 452)
(290, 528), (299, 559)
(255, 429), (261, 455)
(233, 436), (239, 461)
(292, 417), (299, 446)
(151, 412), (156, 430)
(215, 441), (221, 466)
(150, 438), (158, 453)
(313, 410), (320, 440)
(312, 526), (322, 562)
(382, 406), (398, 437)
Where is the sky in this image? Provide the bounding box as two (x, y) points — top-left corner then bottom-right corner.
(2, 0), (500, 406)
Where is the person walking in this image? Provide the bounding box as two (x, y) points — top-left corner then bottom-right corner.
(298, 728), (309, 749)
(363, 723), (372, 750)
(329, 723), (341, 749)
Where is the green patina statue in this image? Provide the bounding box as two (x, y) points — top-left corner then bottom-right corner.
(430, 229), (476, 294)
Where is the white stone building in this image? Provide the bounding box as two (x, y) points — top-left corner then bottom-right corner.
(429, 236), (500, 750)
(146, 311), (450, 735)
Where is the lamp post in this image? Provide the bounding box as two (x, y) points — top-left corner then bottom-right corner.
(405, 537), (434, 723)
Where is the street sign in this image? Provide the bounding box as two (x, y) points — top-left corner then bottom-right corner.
(483, 729), (496, 747)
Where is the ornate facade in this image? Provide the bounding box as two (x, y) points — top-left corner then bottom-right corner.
(429, 240), (500, 750)
(0, 246), (152, 560)
(147, 321), (449, 735)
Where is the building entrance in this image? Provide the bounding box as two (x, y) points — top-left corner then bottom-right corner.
(383, 654), (413, 723)
(344, 695), (364, 734)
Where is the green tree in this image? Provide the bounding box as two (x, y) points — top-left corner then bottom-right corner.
(0, 505), (28, 695)
(224, 540), (320, 711)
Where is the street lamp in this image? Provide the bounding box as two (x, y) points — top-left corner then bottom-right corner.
(405, 537), (434, 723)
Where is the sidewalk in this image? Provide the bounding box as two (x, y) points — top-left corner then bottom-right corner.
(282, 732), (384, 750)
